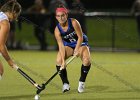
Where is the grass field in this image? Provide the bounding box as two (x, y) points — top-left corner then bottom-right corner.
(0, 51), (140, 100)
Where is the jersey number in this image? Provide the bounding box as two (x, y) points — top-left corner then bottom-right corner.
(69, 38), (76, 42)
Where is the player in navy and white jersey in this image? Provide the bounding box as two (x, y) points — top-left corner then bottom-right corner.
(54, 6), (91, 93)
(0, 0), (21, 80)
(57, 18), (88, 48)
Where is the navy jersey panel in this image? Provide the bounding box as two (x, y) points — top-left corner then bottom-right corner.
(57, 18), (88, 48)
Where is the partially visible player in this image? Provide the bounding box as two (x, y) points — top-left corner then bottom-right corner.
(0, 0), (21, 80)
(54, 6), (91, 93)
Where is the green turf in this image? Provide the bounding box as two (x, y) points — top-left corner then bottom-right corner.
(0, 51), (140, 100)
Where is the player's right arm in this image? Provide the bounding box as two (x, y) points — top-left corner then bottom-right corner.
(0, 20), (14, 67)
(54, 26), (66, 69)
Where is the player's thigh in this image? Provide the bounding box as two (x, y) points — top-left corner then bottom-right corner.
(56, 46), (73, 65)
(65, 46), (74, 59)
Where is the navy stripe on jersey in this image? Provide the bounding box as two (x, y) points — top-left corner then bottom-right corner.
(57, 18), (88, 48)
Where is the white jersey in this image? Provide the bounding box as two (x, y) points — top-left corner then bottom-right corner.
(0, 12), (9, 22)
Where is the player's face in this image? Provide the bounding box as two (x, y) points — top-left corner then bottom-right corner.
(12, 12), (20, 21)
(56, 12), (67, 24)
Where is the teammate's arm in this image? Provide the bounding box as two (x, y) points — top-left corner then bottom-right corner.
(54, 27), (66, 69)
(72, 19), (83, 56)
(0, 20), (14, 67)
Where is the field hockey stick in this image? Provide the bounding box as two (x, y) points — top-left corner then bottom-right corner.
(13, 65), (42, 90)
(36, 55), (76, 94)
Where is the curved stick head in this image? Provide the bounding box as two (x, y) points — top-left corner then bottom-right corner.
(36, 84), (45, 94)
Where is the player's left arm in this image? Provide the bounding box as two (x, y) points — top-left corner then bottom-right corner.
(0, 20), (14, 67)
(72, 18), (83, 56)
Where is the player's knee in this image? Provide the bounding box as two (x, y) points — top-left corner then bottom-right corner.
(0, 69), (4, 76)
(82, 57), (91, 66)
(0, 69), (2, 80)
(0, 65), (4, 76)
(56, 58), (62, 65)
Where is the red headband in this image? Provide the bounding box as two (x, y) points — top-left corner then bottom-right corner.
(56, 8), (68, 14)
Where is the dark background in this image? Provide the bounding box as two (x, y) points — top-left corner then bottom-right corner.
(81, 0), (134, 10)
(0, 0), (135, 11)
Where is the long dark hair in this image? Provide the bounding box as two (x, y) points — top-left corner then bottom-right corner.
(0, 0), (21, 14)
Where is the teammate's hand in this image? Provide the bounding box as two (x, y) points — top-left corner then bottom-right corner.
(7, 59), (15, 68)
(73, 49), (79, 57)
